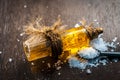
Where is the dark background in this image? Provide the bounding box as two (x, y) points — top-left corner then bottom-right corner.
(0, 0), (120, 80)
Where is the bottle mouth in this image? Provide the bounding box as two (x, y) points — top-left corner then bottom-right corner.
(85, 27), (103, 40)
(97, 28), (103, 34)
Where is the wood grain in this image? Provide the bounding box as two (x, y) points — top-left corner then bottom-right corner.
(0, 0), (120, 80)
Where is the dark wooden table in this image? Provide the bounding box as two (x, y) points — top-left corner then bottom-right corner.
(1, 0), (120, 80)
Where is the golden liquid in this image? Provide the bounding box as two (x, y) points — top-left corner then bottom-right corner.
(23, 27), (90, 61)
(60, 27), (90, 60)
(23, 35), (51, 61)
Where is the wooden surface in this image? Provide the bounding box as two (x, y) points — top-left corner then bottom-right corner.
(1, 0), (120, 80)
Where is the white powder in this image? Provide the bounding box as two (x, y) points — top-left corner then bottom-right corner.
(47, 63), (51, 68)
(86, 69), (92, 74)
(68, 34), (119, 70)
(78, 47), (99, 59)
(112, 58), (118, 62)
(20, 32), (25, 36)
(0, 51), (2, 54)
(31, 62), (34, 65)
(106, 37), (119, 49)
(94, 19), (97, 22)
(42, 60), (45, 63)
(90, 37), (108, 51)
(24, 5), (27, 8)
(74, 24), (80, 28)
(112, 37), (117, 42)
(9, 58), (12, 62)
(56, 66), (61, 70)
(58, 72), (61, 75)
(17, 39), (20, 42)
(99, 59), (108, 65)
(68, 57), (88, 69)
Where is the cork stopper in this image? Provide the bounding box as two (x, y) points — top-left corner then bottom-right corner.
(85, 27), (103, 40)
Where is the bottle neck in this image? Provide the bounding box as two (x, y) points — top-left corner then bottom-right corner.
(85, 27), (103, 40)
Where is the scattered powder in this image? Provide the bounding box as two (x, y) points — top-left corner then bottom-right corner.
(24, 5), (27, 8)
(68, 57), (88, 69)
(8, 58), (13, 62)
(23, 58), (26, 62)
(55, 60), (63, 70)
(55, 60), (62, 67)
(0, 51), (2, 54)
(78, 47), (99, 59)
(74, 24), (80, 28)
(58, 72), (61, 75)
(31, 62), (34, 65)
(93, 19), (97, 22)
(88, 62), (100, 67)
(106, 37), (119, 49)
(17, 39), (20, 42)
(42, 60), (45, 63)
(56, 66), (61, 70)
(117, 42), (119, 45)
(47, 63), (51, 68)
(86, 69), (92, 74)
(112, 37), (117, 42)
(20, 32), (25, 36)
(112, 58), (118, 62)
(111, 49), (114, 52)
(99, 59), (108, 66)
(96, 22), (99, 25)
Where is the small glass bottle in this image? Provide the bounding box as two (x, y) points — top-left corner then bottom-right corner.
(23, 26), (103, 61)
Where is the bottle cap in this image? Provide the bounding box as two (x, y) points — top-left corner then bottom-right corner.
(85, 27), (103, 40)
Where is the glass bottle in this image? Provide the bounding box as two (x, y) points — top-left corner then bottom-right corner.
(23, 26), (103, 61)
